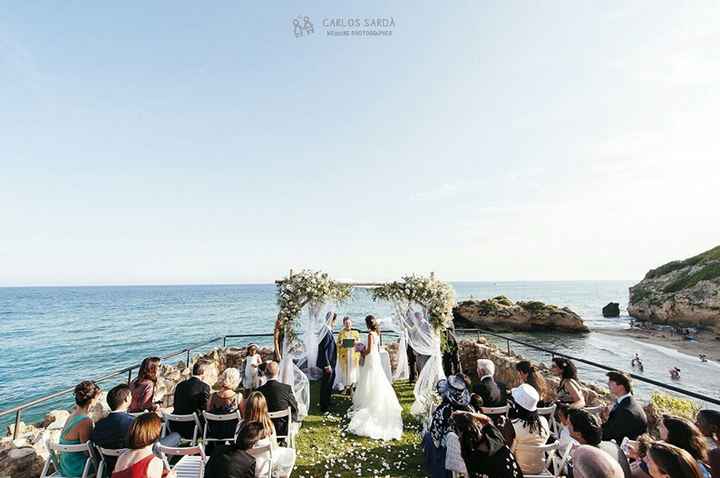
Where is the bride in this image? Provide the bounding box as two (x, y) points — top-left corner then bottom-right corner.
(347, 315), (403, 440)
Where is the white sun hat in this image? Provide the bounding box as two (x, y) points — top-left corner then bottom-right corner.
(511, 383), (540, 412)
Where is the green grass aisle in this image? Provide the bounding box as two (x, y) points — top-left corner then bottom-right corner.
(294, 380), (426, 477)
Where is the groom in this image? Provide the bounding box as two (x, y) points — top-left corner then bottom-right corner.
(317, 313), (337, 413)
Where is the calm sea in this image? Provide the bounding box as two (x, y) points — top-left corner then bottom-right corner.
(1, 281), (718, 427)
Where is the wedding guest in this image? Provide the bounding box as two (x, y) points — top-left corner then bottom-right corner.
(317, 313), (337, 413)
(567, 408), (631, 478)
(243, 344), (261, 391)
(335, 316), (360, 392)
(572, 445), (625, 478)
(91, 384), (134, 476)
(243, 392), (296, 478)
(129, 357), (161, 413)
(659, 415), (711, 477)
(206, 368), (242, 441)
(59, 381), (101, 477)
(509, 384), (550, 475)
(450, 411), (524, 478)
(646, 441), (705, 478)
(442, 327), (462, 376)
(256, 361), (298, 439)
(204, 421), (261, 478)
(171, 360), (211, 440)
(423, 375), (473, 478)
(696, 410), (720, 478)
(551, 358), (585, 409)
(473, 359), (508, 407)
(112, 413), (175, 478)
(515, 361), (548, 406)
(557, 404), (578, 457)
(602, 371), (647, 443)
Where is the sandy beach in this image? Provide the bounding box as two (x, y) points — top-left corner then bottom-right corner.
(599, 327), (720, 362)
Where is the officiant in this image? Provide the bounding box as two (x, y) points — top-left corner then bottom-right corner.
(335, 316), (360, 392)
(317, 312), (338, 413)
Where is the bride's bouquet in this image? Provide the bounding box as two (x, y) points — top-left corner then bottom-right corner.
(354, 342), (366, 366)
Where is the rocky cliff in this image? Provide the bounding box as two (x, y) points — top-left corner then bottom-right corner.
(628, 245), (720, 331)
(453, 296), (589, 333)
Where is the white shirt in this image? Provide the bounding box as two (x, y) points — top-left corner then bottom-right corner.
(615, 393), (631, 405)
(479, 374), (494, 382)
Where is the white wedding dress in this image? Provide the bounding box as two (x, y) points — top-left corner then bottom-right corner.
(347, 331), (403, 440)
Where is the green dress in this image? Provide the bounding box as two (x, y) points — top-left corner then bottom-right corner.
(59, 414), (90, 477)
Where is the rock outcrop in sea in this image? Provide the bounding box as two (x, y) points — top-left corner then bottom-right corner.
(602, 302), (621, 318)
(452, 296), (589, 333)
(628, 245), (720, 332)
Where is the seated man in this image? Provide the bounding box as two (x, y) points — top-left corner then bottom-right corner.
(572, 445), (624, 478)
(205, 421), (261, 478)
(90, 384), (134, 476)
(601, 371), (647, 443)
(568, 408), (631, 478)
(256, 361), (298, 439)
(172, 360), (211, 440)
(472, 359), (507, 407)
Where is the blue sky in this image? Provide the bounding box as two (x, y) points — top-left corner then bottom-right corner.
(1, 1), (719, 286)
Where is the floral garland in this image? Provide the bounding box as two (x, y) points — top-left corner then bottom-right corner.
(276, 270), (352, 335)
(371, 274), (456, 331)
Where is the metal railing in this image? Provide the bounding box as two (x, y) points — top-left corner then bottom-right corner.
(2, 328), (718, 440)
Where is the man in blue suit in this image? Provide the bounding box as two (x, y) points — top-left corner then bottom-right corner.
(317, 313), (338, 413)
(91, 384), (135, 475)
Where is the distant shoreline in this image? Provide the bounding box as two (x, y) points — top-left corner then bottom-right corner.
(599, 327), (720, 362)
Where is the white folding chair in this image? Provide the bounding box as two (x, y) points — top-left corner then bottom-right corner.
(94, 446), (127, 478)
(127, 411), (145, 418)
(41, 440), (95, 478)
(267, 407), (298, 449)
(162, 412), (202, 446)
(480, 405), (509, 417)
(536, 403), (558, 437)
(517, 441), (570, 478)
(201, 410), (241, 444)
(156, 444), (206, 478)
(247, 444), (273, 478)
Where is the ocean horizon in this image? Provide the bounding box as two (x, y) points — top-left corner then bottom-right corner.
(2, 280), (718, 427)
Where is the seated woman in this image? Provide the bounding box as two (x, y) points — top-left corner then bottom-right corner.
(450, 411), (524, 478)
(205, 421), (262, 478)
(129, 357), (161, 413)
(207, 368), (243, 440)
(646, 441), (705, 478)
(59, 381), (101, 477)
(243, 392), (296, 478)
(515, 361), (549, 406)
(696, 410), (720, 478)
(551, 358), (585, 409)
(422, 375), (473, 478)
(556, 404), (577, 457)
(112, 413), (175, 478)
(659, 415), (711, 477)
(509, 384), (550, 475)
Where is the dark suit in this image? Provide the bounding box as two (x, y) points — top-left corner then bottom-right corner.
(602, 395), (647, 443)
(91, 411), (134, 476)
(473, 376), (508, 408)
(317, 330), (337, 412)
(257, 379), (298, 438)
(205, 444), (256, 478)
(172, 376), (210, 439)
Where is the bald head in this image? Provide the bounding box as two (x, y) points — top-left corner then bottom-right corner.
(573, 445), (624, 478)
(266, 361), (279, 378)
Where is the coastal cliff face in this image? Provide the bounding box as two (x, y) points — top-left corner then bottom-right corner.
(453, 296), (589, 333)
(628, 246), (720, 332)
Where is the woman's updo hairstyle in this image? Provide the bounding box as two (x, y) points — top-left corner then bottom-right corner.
(74, 380), (101, 407)
(365, 315), (379, 332)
